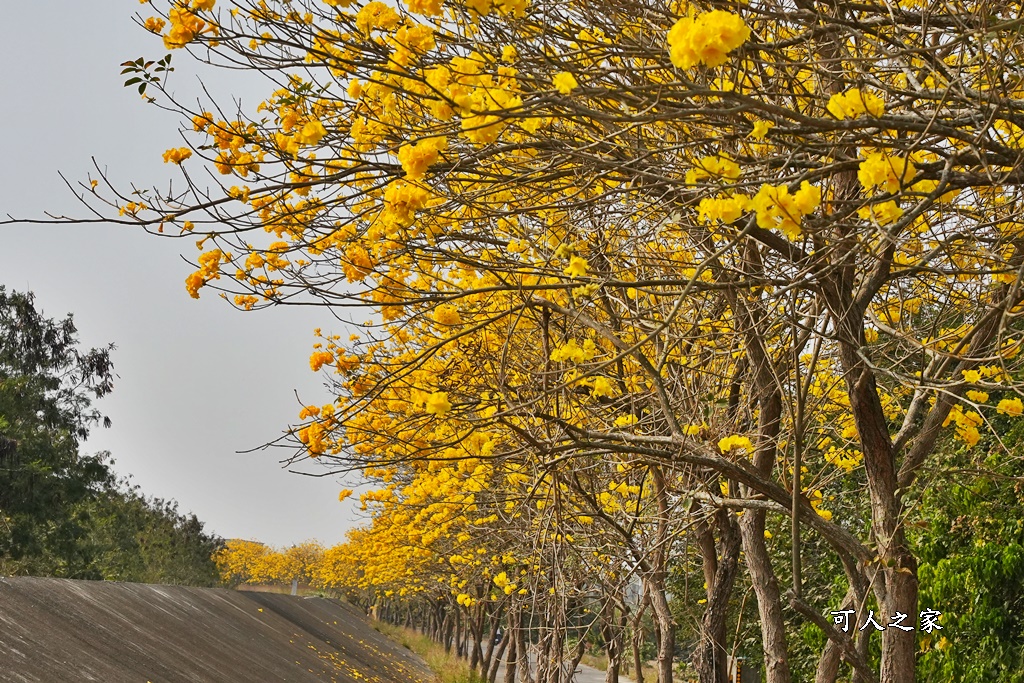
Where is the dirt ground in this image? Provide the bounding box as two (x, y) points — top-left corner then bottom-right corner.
(0, 576), (432, 683)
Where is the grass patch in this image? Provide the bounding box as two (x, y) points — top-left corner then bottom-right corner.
(373, 623), (485, 683)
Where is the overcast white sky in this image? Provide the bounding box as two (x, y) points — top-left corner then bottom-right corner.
(0, 2), (363, 547)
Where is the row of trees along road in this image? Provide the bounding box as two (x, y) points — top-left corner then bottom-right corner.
(0, 287), (222, 585)
(19, 0), (1024, 680)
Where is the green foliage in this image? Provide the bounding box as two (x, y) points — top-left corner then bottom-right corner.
(0, 286), (116, 574)
(914, 420), (1024, 682)
(0, 286), (221, 585)
(80, 476), (224, 586)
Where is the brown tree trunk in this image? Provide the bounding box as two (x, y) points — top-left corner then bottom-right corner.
(517, 611), (533, 683)
(632, 618), (646, 683)
(693, 508), (741, 683)
(731, 248), (793, 683)
(837, 333), (918, 683)
(490, 636), (510, 683)
(504, 625), (519, 683)
(482, 601), (504, 675)
(443, 611), (454, 653)
(647, 466), (676, 683)
(739, 512), (791, 683)
(602, 599), (623, 683)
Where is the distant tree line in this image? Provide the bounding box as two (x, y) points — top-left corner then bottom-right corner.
(0, 286), (222, 585)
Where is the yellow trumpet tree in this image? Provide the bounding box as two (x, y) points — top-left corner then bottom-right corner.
(32, 0), (1024, 680)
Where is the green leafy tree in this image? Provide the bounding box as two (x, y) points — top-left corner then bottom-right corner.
(83, 478), (224, 586)
(0, 286), (115, 576)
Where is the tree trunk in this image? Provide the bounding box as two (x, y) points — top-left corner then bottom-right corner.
(517, 612), (533, 683)
(490, 636), (510, 683)
(836, 333), (918, 683)
(731, 269), (793, 683)
(693, 508), (741, 683)
(442, 611), (454, 653)
(504, 615), (519, 683)
(648, 579), (674, 683)
(647, 465), (676, 683)
(632, 621), (645, 683)
(482, 601), (504, 675)
(602, 599), (621, 683)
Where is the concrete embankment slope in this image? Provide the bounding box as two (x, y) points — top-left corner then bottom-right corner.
(0, 576), (431, 683)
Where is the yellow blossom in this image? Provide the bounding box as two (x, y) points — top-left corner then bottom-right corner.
(859, 152), (916, 193)
(552, 72), (578, 94)
(424, 391), (453, 416)
(718, 435), (753, 454)
(564, 255), (588, 278)
(998, 397), (1024, 417)
(162, 147), (193, 164)
(667, 11), (750, 70)
(827, 88), (885, 120)
(295, 120), (328, 146)
(750, 120), (774, 140)
(433, 304), (463, 326)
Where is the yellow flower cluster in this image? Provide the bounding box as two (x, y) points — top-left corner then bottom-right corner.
(998, 397), (1024, 417)
(751, 181), (822, 239)
(424, 391), (452, 416)
(823, 446), (863, 473)
(550, 338), (598, 363)
(185, 249), (226, 299)
(686, 154), (741, 185)
(667, 11), (750, 70)
(749, 120), (774, 140)
(380, 182), (433, 233)
(590, 376), (616, 398)
(407, 0), (443, 16)
(858, 200), (903, 226)
(827, 88), (885, 120)
(858, 152), (916, 193)
(355, 2), (400, 35)
(298, 421), (327, 455)
(163, 6), (214, 50)
(310, 350), (334, 371)
(343, 243), (373, 282)
(162, 147), (193, 164)
(564, 255), (589, 278)
(397, 137), (446, 180)
(433, 304), (463, 326)
(119, 201), (148, 216)
(718, 434), (753, 455)
(552, 72), (578, 94)
(807, 490), (832, 521)
(698, 193), (751, 224)
(492, 571), (516, 594)
(294, 120), (328, 146)
(943, 404), (983, 446)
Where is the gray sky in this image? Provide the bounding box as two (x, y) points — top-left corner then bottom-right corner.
(0, 2), (362, 547)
